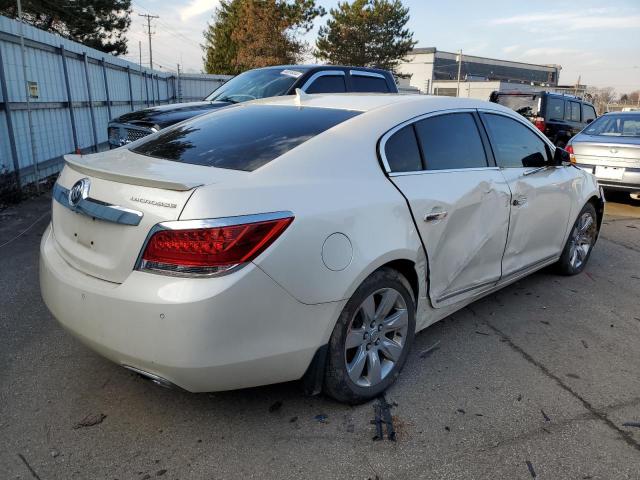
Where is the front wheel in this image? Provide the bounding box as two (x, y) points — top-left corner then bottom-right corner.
(556, 203), (598, 275)
(324, 268), (416, 404)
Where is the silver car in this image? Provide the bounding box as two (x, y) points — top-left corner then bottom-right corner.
(568, 111), (640, 199)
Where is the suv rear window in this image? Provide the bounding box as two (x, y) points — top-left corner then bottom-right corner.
(493, 94), (539, 117)
(351, 74), (389, 93)
(546, 97), (564, 121)
(131, 105), (360, 171)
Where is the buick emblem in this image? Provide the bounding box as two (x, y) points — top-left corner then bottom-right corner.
(69, 178), (90, 207)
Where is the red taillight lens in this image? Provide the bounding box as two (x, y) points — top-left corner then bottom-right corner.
(139, 216), (293, 276)
(534, 117), (546, 132)
(565, 145), (576, 163)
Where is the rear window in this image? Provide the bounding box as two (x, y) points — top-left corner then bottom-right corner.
(493, 94), (539, 117)
(131, 105), (360, 171)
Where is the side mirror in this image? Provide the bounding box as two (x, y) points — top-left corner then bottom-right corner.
(586, 118), (594, 124)
(552, 147), (570, 166)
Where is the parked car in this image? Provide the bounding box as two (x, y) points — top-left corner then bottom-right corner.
(567, 111), (640, 199)
(490, 91), (597, 147)
(107, 65), (398, 147)
(41, 94), (604, 403)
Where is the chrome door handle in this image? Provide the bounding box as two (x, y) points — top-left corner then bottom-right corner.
(424, 211), (448, 222)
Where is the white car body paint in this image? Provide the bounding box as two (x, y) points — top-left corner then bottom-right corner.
(40, 94), (602, 392)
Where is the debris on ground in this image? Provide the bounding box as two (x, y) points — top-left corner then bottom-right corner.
(622, 421), (640, 428)
(525, 460), (537, 478)
(517, 394), (522, 402)
(289, 416), (298, 423)
(456, 409), (466, 415)
(372, 395), (396, 441)
(268, 400), (283, 413)
(581, 340), (589, 348)
(50, 450), (59, 458)
(541, 409), (551, 422)
(475, 330), (490, 336)
(314, 414), (328, 423)
(566, 373), (580, 379)
(540, 320), (550, 325)
(156, 469), (167, 476)
(444, 426), (450, 432)
(73, 413), (107, 429)
(419, 340), (441, 359)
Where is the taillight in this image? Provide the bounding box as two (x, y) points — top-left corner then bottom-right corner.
(139, 213), (293, 277)
(565, 145), (576, 163)
(534, 117), (546, 132)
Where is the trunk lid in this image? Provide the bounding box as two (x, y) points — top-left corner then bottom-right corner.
(572, 135), (640, 168)
(52, 149), (247, 283)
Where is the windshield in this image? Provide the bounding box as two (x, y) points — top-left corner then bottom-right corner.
(494, 94), (539, 117)
(584, 114), (640, 137)
(205, 68), (307, 103)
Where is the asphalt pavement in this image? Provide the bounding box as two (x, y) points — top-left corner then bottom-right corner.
(1, 191), (639, 480)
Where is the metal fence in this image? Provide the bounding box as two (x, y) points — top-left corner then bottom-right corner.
(0, 15), (230, 197)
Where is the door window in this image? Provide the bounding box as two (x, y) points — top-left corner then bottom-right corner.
(482, 114), (549, 168)
(414, 113), (488, 170)
(305, 75), (347, 94)
(351, 75), (389, 93)
(384, 125), (423, 172)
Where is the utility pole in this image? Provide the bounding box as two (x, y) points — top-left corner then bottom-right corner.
(138, 40), (142, 69)
(139, 13), (159, 69)
(176, 63), (182, 103)
(456, 49), (463, 97)
(574, 75), (581, 97)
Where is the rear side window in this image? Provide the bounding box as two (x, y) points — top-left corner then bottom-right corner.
(384, 125), (423, 172)
(131, 105), (360, 171)
(566, 101), (581, 122)
(414, 113), (488, 170)
(482, 113), (549, 168)
(305, 75), (346, 94)
(351, 74), (389, 93)
(546, 97), (564, 121)
(583, 104), (596, 123)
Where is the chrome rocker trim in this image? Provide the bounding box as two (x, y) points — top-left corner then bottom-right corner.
(53, 183), (144, 226)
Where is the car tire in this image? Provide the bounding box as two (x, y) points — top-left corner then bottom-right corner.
(323, 268), (416, 404)
(556, 203), (598, 275)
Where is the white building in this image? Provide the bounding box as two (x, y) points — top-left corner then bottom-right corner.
(397, 48), (561, 101)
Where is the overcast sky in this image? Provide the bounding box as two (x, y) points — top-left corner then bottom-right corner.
(124, 0), (640, 93)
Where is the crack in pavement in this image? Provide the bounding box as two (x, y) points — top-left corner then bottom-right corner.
(599, 236), (640, 254)
(465, 309), (640, 453)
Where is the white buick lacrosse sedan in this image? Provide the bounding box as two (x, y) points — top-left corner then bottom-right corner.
(40, 94), (604, 403)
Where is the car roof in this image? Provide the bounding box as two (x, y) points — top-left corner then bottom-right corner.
(254, 64), (391, 74)
(602, 110), (640, 115)
(248, 93), (512, 114)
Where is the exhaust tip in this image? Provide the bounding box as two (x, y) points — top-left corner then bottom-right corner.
(122, 365), (178, 390)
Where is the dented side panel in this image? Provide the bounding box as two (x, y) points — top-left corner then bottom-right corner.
(391, 169), (511, 307)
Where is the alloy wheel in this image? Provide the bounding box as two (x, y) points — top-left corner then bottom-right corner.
(569, 211), (596, 269)
(344, 288), (408, 388)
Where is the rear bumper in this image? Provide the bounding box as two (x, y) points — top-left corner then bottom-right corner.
(40, 225), (343, 392)
(575, 163), (640, 192)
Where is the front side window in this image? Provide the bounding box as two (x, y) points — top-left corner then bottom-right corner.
(384, 125), (423, 172)
(205, 68), (308, 103)
(132, 105), (360, 171)
(351, 75), (389, 93)
(414, 113), (488, 170)
(305, 75), (346, 94)
(482, 114), (549, 168)
(546, 97), (564, 121)
(583, 104), (597, 123)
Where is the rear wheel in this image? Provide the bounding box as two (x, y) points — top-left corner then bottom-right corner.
(324, 268), (416, 404)
(556, 203), (598, 275)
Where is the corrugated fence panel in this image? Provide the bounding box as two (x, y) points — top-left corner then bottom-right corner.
(0, 15), (232, 189)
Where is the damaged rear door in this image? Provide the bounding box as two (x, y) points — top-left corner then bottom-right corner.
(381, 110), (511, 307)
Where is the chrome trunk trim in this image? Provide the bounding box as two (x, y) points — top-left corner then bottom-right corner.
(53, 183), (144, 226)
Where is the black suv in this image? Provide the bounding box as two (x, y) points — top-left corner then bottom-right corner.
(108, 65), (398, 147)
(489, 91), (597, 147)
